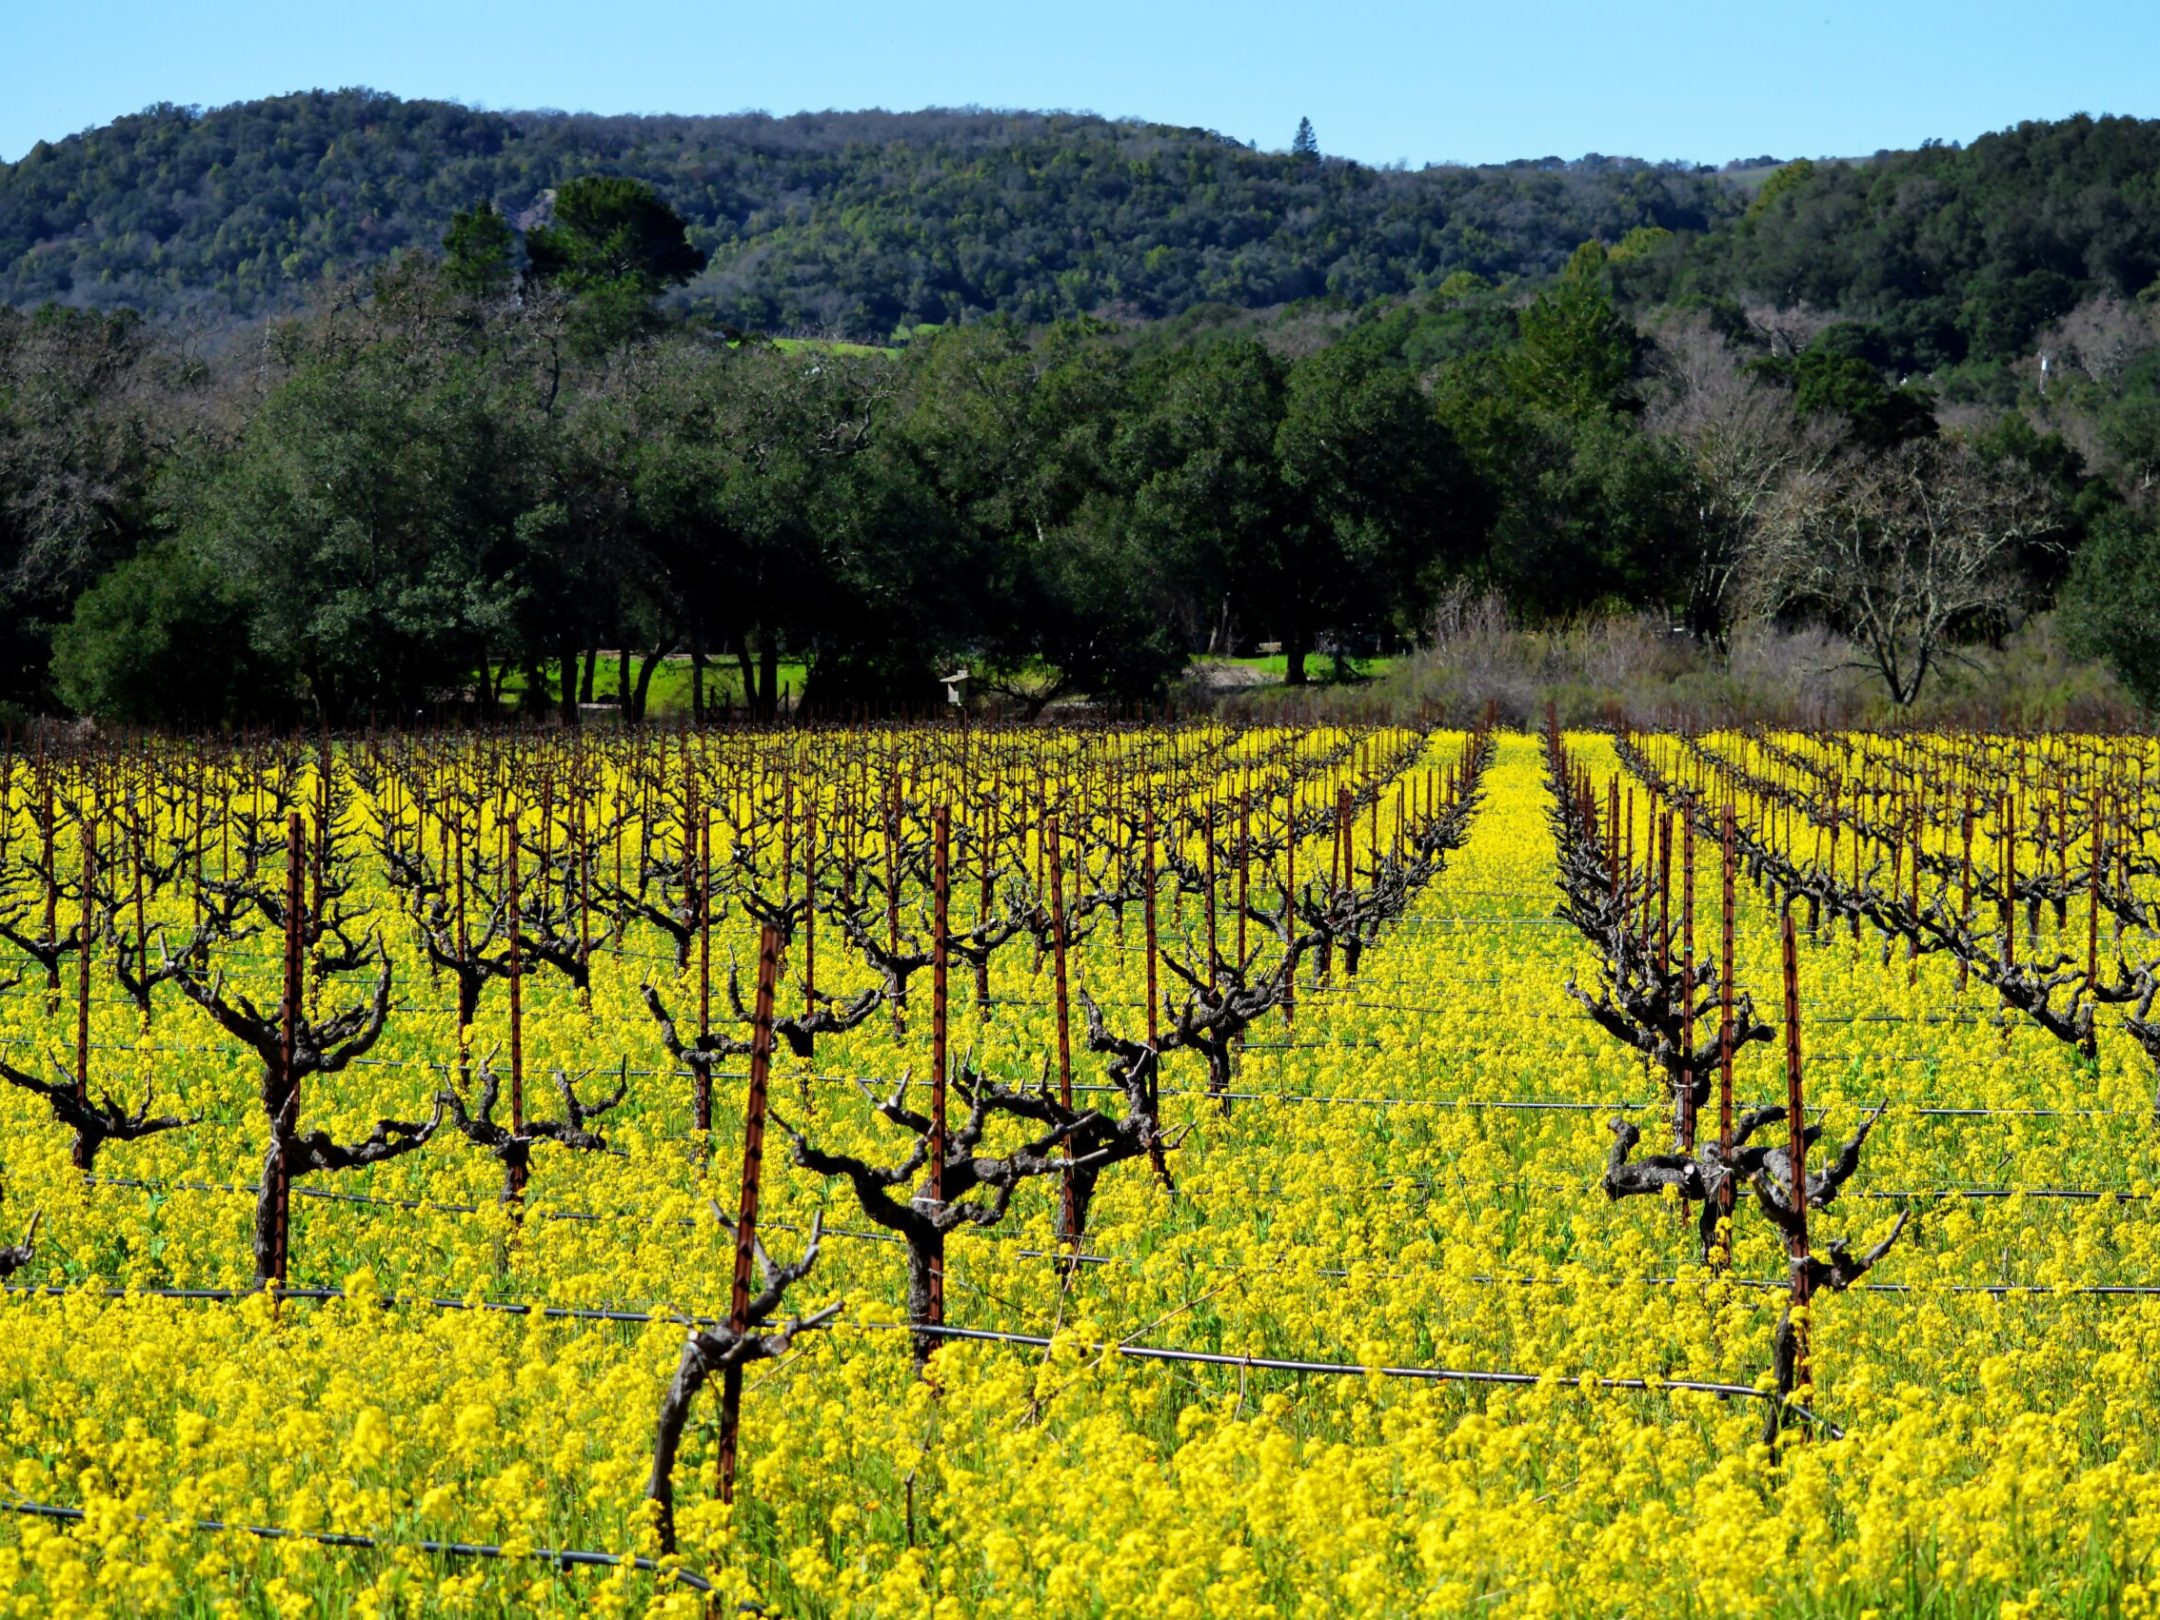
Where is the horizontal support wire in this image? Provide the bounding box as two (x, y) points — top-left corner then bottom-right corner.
(7, 1030), (2126, 1116)
(876, 1322), (1841, 1432)
(0, 1498), (713, 1593)
(0, 1281), (1839, 1433)
(83, 1174), (922, 1246)
(77, 1168), (2160, 1308)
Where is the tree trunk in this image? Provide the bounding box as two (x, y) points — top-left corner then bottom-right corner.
(1058, 1166), (1104, 1242)
(497, 1143), (530, 1206)
(1764, 1302), (1803, 1445)
(690, 1051), (713, 1134)
(690, 634), (707, 724)
(646, 1337), (710, 1554)
(559, 640), (580, 726)
(455, 965), (484, 1027)
(616, 645), (631, 714)
(1201, 1038), (1236, 1111)
(631, 646), (670, 724)
(579, 645), (598, 705)
(1284, 637), (1310, 687)
(906, 1228), (944, 1366)
(733, 631), (758, 722)
(253, 1132), (287, 1284)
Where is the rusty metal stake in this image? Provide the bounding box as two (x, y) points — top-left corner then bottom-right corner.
(73, 818), (94, 1170)
(1781, 908), (1811, 1435)
(716, 921), (782, 1505)
(927, 805), (951, 1344)
(1716, 806), (1737, 1263)
(1144, 797), (1160, 1046)
(1047, 814), (1078, 1251)
(1678, 807), (1695, 1153)
(273, 813), (305, 1294)
(506, 819), (526, 1199)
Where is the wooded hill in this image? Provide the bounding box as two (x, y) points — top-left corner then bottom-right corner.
(1623, 115), (2160, 374)
(9, 95), (2160, 730)
(0, 89), (1736, 339)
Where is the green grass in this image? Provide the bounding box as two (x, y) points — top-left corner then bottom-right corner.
(771, 336), (897, 359)
(1221, 653), (1397, 682)
(488, 650), (1388, 720)
(496, 656), (811, 718)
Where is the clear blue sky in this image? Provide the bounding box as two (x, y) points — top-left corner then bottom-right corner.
(5, 0), (2157, 167)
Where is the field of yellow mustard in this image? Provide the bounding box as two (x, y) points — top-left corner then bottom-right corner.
(3, 725), (2158, 1618)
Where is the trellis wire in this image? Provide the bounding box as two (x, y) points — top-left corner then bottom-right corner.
(0, 1498), (714, 1594)
(12, 1022), (2136, 1117)
(0, 1280), (1837, 1431)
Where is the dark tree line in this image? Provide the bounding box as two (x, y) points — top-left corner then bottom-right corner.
(14, 159), (2160, 724)
(14, 177), (1478, 725)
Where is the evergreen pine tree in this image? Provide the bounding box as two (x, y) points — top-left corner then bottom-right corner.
(442, 202), (516, 298)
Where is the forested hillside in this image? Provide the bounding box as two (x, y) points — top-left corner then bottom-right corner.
(0, 89), (1734, 338)
(1625, 115), (2160, 373)
(7, 95), (2160, 729)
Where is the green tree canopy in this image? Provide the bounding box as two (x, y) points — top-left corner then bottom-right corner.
(1271, 342), (1470, 682)
(2063, 509), (2160, 708)
(442, 202), (517, 299)
(1509, 243), (1641, 418)
(898, 319), (1169, 708)
(0, 304), (173, 708)
(526, 176), (706, 351)
(184, 264), (549, 721)
(52, 541), (270, 727)
(1123, 337), (1292, 663)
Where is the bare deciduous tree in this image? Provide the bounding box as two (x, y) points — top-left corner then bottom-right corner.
(779, 1063), (1172, 1363)
(172, 943), (440, 1281)
(2037, 294), (2157, 387)
(1747, 439), (2053, 705)
(1646, 315), (1839, 644)
(1750, 1183), (1909, 1442)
